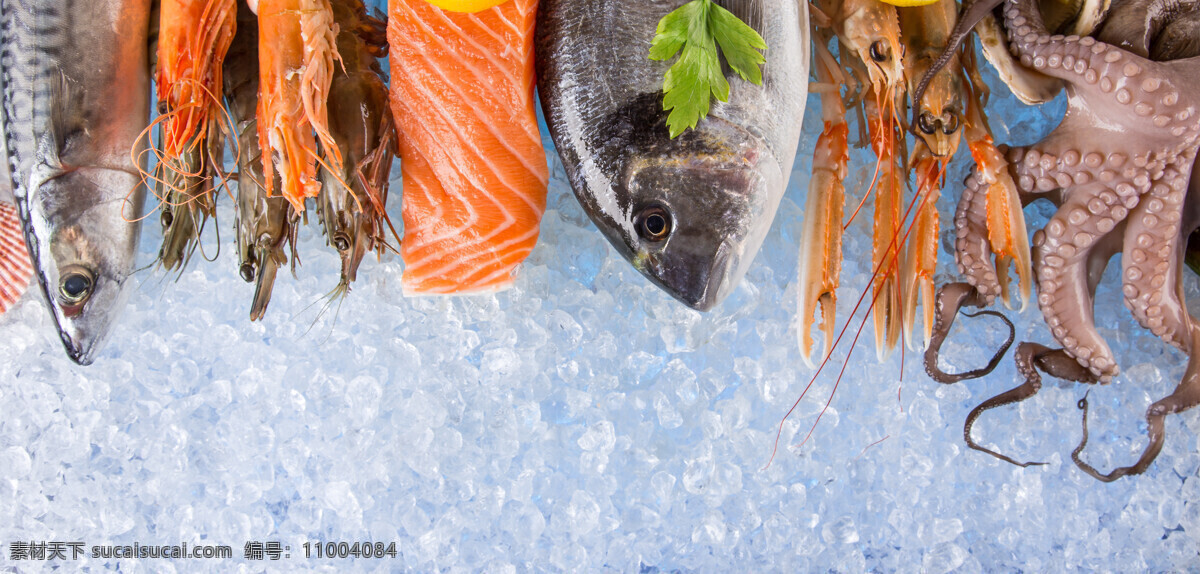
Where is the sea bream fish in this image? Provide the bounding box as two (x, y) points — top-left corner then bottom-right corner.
(537, 0), (808, 311)
(0, 0), (152, 364)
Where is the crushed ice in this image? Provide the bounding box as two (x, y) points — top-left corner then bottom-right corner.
(0, 32), (1197, 572)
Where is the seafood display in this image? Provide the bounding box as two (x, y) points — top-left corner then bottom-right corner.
(10, 0), (1200, 569)
(0, 0), (1196, 485)
(389, 0), (548, 295)
(0, 0), (153, 364)
(537, 0), (809, 311)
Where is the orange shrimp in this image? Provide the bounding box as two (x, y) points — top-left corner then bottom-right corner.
(157, 0), (236, 160)
(255, 0), (343, 213)
(150, 0), (236, 271)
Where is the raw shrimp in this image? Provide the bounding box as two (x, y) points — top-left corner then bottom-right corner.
(150, 0), (236, 271)
(255, 0), (343, 213)
(317, 0), (395, 295)
(227, 0), (298, 320)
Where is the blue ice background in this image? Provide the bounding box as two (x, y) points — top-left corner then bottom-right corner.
(2, 5), (1200, 572)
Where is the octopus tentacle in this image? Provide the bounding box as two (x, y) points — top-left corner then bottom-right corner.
(1001, 0), (1134, 96)
(925, 282), (1015, 384)
(963, 342), (1098, 468)
(1075, 321), (1200, 481)
(1006, 0), (1199, 151)
(1033, 178), (1145, 381)
(954, 165), (1003, 302)
(1123, 168), (1193, 351)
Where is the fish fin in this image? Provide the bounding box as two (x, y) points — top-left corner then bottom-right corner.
(0, 201), (32, 314)
(40, 71), (86, 172)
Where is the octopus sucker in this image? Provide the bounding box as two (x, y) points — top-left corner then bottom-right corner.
(1121, 170), (1191, 351)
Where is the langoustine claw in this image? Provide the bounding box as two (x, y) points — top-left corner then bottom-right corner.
(796, 25), (849, 367)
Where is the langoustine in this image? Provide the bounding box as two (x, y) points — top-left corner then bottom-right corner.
(900, 0), (1031, 350)
(799, 0), (910, 362)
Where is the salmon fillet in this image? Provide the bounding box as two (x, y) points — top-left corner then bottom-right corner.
(388, 0), (548, 295)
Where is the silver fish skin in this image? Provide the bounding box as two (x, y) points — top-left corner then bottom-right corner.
(1, 0), (152, 364)
(537, 0), (808, 311)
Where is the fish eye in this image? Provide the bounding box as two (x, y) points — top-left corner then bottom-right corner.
(942, 113), (960, 135)
(157, 101), (169, 115)
(59, 267), (94, 304)
(240, 263), (256, 283)
(334, 233), (350, 252)
(636, 204), (673, 242)
(869, 40), (890, 63)
(918, 112), (938, 135)
(160, 209), (174, 229)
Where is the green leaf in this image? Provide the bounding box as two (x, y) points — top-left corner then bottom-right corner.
(709, 4), (767, 85)
(649, 0), (768, 138)
(648, 1), (705, 62)
(662, 42), (727, 137)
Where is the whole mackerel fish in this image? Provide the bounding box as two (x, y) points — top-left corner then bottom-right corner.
(537, 0), (808, 311)
(0, 0), (152, 363)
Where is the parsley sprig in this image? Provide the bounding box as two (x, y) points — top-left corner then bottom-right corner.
(649, 0), (768, 138)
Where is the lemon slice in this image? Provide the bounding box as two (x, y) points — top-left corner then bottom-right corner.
(424, 0), (509, 12)
(878, 0), (943, 5)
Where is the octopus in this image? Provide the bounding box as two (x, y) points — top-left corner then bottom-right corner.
(925, 0), (1200, 481)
